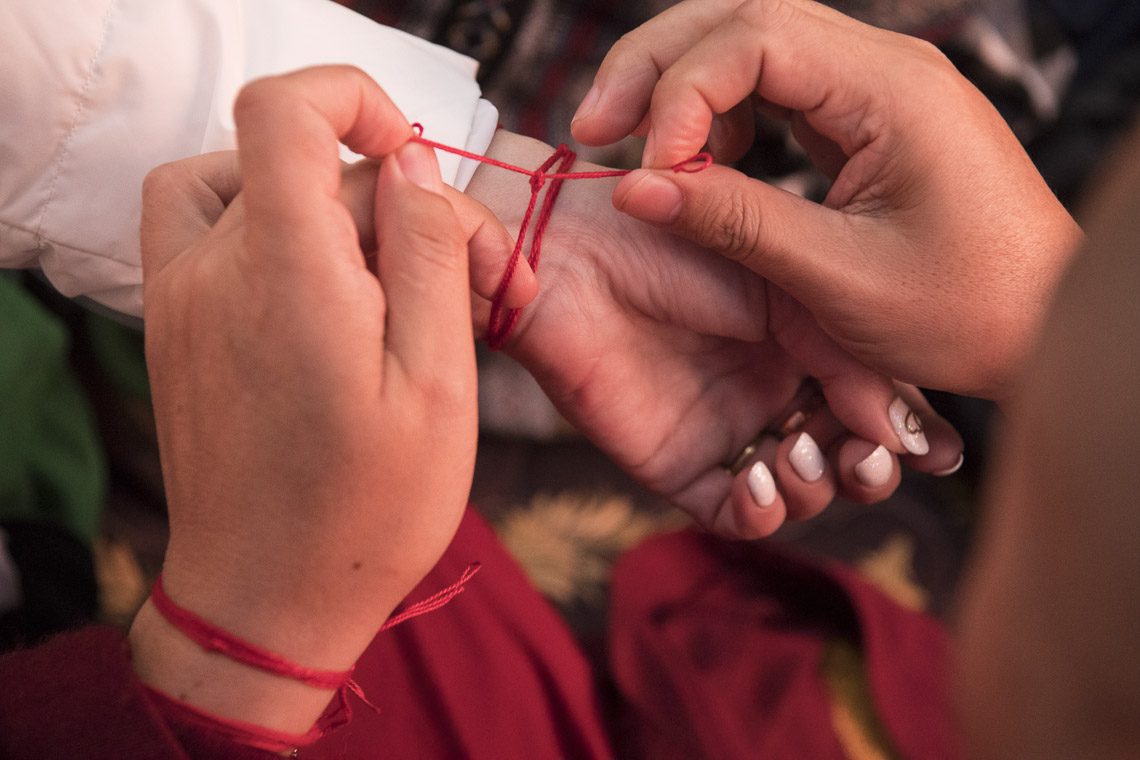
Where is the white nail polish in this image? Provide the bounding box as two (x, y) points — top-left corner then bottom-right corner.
(855, 445), (893, 488)
(747, 461), (777, 507)
(789, 433), (825, 482)
(889, 397), (930, 455)
(932, 453), (965, 477)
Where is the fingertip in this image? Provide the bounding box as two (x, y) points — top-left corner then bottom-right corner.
(569, 84), (603, 142)
(613, 170), (683, 226)
(393, 141), (443, 193)
(836, 437), (901, 504)
(498, 262), (538, 309)
(722, 466), (787, 539)
(776, 432), (837, 521)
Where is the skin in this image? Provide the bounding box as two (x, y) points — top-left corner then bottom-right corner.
(130, 67), (483, 732)
(465, 130), (963, 535)
(956, 129), (1140, 760)
(571, 0), (1084, 401)
(572, 0), (1140, 752)
(125, 10), (1140, 752)
(128, 62), (961, 735)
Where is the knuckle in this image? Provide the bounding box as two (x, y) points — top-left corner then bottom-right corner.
(141, 161), (186, 203)
(736, 0), (795, 33)
(398, 201), (466, 270)
(697, 187), (766, 265)
(609, 33), (650, 69)
(232, 75), (298, 125)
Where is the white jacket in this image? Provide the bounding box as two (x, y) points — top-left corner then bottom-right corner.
(0, 0), (497, 317)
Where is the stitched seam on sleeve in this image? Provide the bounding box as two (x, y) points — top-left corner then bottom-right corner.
(32, 0), (123, 250)
(1, 217), (140, 270)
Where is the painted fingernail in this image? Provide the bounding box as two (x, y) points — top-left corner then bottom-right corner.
(617, 171), (682, 225)
(396, 141), (443, 192)
(932, 452), (965, 477)
(789, 432), (825, 482)
(855, 445), (893, 488)
(747, 461), (777, 507)
(889, 397), (930, 455)
(571, 84), (602, 125)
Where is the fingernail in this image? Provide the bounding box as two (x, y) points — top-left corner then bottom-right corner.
(396, 142), (442, 192)
(571, 84), (602, 126)
(932, 452), (965, 477)
(642, 129), (657, 167)
(789, 432), (825, 482)
(747, 461), (777, 507)
(855, 445), (893, 488)
(889, 397), (930, 455)
(616, 171), (682, 225)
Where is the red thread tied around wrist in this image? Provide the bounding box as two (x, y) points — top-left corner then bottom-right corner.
(147, 563), (481, 753)
(408, 123), (712, 349)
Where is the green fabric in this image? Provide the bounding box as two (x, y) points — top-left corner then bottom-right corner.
(0, 275), (106, 543)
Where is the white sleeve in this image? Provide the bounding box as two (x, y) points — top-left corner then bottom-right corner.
(0, 0), (498, 318)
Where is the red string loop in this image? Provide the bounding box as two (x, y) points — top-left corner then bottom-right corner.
(147, 564), (481, 752)
(407, 124), (712, 349)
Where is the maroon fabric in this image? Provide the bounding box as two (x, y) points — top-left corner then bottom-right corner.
(0, 511), (957, 759)
(0, 508), (614, 760)
(608, 530), (960, 759)
(304, 507), (614, 759)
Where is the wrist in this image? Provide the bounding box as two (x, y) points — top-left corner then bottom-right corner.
(464, 129), (623, 350)
(129, 599), (341, 736)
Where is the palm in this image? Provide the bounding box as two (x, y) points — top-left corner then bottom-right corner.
(507, 178), (808, 527)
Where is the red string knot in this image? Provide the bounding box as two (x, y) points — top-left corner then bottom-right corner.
(673, 151), (714, 173)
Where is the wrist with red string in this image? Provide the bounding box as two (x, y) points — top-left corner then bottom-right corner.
(430, 127), (711, 352)
(129, 557), (478, 755)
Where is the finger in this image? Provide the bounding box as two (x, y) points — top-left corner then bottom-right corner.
(640, 1), (884, 168)
(140, 151), (242, 276)
(374, 141), (473, 375)
(764, 291), (934, 460)
(775, 429), (838, 522)
(233, 65), (413, 265)
(339, 163), (533, 308)
(893, 383), (966, 476)
(833, 436), (902, 505)
(707, 100), (756, 165)
(712, 434), (788, 539)
(442, 185), (537, 308)
(726, 461), (788, 540)
(570, 0), (743, 146)
(612, 164), (860, 308)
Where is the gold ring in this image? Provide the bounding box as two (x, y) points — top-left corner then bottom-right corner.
(725, 431), (769, 475)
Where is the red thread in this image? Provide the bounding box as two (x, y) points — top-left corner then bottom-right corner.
(147, 564), (481, 751)
(150, 575), (353, 689)
(143, 685), (325, 754)
(409, 123), (712, 349)
(381, 562), (482, 630)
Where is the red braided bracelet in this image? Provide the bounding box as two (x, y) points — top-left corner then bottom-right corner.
(409, 124), (712, 349)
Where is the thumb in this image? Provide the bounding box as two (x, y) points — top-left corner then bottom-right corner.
(374, 141), (474, 377)
(612, 165), (857, 308)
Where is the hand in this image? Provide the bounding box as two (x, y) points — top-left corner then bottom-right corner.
(465, 131), (963, 539)
(571, 0), (1084, 402)
(129, 67), (487, 733)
